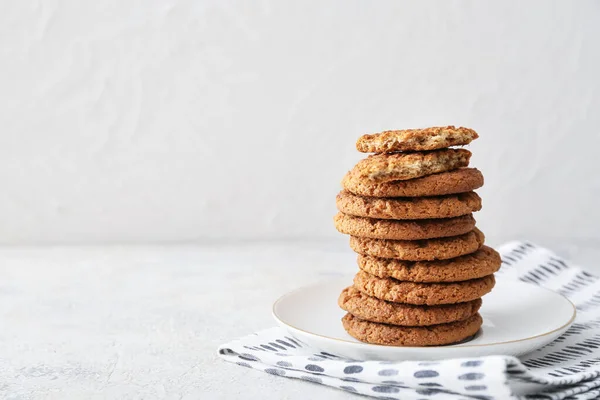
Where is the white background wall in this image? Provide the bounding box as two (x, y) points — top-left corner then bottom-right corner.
(0, 0), (599, 247)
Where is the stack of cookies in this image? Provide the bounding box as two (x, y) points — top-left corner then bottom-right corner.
(334, 126), (501, 346)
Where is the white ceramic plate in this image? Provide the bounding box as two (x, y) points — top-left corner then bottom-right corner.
(272, 277), (575, 361)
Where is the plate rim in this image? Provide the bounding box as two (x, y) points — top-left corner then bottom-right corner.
(272, 277), (577, 349)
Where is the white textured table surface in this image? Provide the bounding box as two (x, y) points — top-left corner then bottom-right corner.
(0, 242), (597, 399)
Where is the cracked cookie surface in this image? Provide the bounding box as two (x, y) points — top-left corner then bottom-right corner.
(353, 270), (495, 305)
(356, 126), (479, 153)
(342, 312), (483, 346)
(349, 149), (471, 183)
(342, 167), (483, 198)
(336, 190), (481, 220)
(334, 212), (475, 240)
(349, 229), (485, 261)
(357, 246), (501, 282)
(339, 286), (482, 326)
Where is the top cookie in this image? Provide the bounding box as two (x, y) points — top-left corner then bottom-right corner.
(356, 126), (479, 153)
(350, 148), (471, 183)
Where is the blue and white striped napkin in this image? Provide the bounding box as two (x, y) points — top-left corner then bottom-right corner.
(218, 242), (600, 399)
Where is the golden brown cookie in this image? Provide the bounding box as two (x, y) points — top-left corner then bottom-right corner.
(357, 246), (501, 282)
(342, 312), (483, 346)
(349, 229), (485, 261)
(342, 168), (484, 198)
(336, 191), (481, 220)
(334, 212), (475, 240)
(353, 270), (495, 305)
(349, 149), (471, 183)
(356, 126), (479, 153)
(339, 287), (482, 326)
